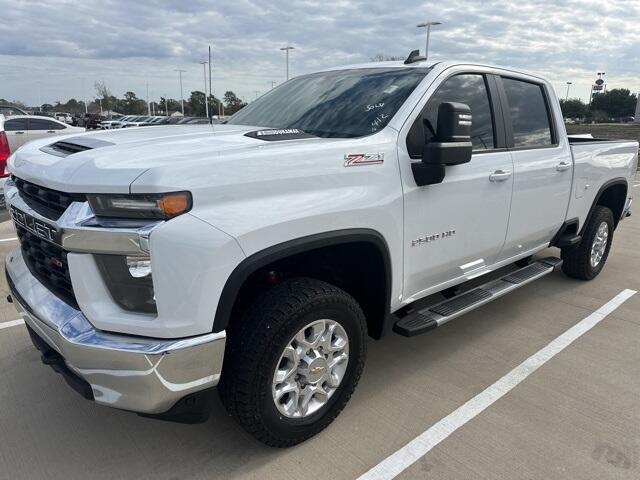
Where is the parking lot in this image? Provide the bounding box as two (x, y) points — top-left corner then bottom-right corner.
(0, 179), (638, 480)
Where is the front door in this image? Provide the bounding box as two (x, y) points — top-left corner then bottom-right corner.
(399, 72), (514, 302)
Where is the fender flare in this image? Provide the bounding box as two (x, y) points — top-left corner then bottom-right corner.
(212, 228), (392, 334)
(580, 177), (628, 235)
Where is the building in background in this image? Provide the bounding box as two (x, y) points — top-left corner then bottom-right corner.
(635, 94), (640, 123)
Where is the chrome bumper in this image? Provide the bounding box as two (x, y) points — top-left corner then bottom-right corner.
(6, 248), (226, 414)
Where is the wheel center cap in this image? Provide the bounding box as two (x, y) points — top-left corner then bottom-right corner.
(300, 357), (328, 383)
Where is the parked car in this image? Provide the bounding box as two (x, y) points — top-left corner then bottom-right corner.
(84, 114), (105, 129)
(0, 105), (28, 117)
(121, 116), (153, 127)
(103, 115), (136, 129)
(53, 112), (73, 124)
(148, 116), (186, 125)
(2, 115), (85, 154)
(4, 58), (638, 447)
(177, 117), (211, 125)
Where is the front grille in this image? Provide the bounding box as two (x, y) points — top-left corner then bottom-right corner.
(15, 224), (78, 308)
(13, 176), (86, 220)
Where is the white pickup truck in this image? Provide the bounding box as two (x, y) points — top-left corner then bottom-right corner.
(5, 54), (638, 447)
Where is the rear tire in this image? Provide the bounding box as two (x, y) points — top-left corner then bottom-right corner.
(561, 206), (614, 280)
(219, 278), (367, 447)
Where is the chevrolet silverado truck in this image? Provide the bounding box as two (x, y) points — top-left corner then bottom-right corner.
(4, 53), (638, 447)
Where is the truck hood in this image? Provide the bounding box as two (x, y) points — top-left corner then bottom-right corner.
(8, 124), (333, 193)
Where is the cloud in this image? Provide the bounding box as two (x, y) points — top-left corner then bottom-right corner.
(0, 0), (638, 105)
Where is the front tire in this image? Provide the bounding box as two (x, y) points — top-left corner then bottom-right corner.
(562, 206), (614, 280)
(219, 278), (367, 447)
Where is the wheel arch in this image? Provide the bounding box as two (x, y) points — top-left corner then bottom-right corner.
(212, 229), (392, 339)
(581, 178), (628, 235)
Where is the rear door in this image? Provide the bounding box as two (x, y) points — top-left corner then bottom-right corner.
(496, 76), (573, 260)
(26, 118), (67, 144)
(4, 118), (28, 152)
(400, 71), (514, 301)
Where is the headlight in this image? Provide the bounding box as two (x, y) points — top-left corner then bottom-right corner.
(87, 192), (192, 219)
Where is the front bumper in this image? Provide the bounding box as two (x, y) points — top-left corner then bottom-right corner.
(6, 248), (226, 415)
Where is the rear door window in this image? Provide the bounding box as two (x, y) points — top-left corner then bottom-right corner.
(501, 78), (554, 148)
(28, 119), (66, 130)
(5, 118), (27, 131)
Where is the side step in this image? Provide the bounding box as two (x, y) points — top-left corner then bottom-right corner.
(393, 257), (563, 337)
(556, 233), (581, 248)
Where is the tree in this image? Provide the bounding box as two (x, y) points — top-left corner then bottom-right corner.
(95, 80), (113, 112)
(223, 91), (246, 115)
(590, 89), (637, 118)
(559, 99), (588, 119)
(188, 90), (207, 116)
(121, 91), (146, 115)
(588, 109), (610, 123)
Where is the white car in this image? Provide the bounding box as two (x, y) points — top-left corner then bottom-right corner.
(121, 115), (153, 128)
(99, 115), (125, 129)
(105, 115), (139, 129)
(53, 112), (73, 124)
(2, 115), (84, 154)
(4, 57), (638, 447)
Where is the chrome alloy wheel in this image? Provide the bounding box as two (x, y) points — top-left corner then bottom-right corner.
(272, 319), (349, 418)
(590, 221), (609, 268)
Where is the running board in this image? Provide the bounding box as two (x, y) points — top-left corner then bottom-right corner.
(393, 257), (563, 337)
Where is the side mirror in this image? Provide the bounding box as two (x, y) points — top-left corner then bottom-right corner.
(412, 102), (473, 186)
(424, 102), (473, 165)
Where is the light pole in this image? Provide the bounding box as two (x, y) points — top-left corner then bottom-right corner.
(174, 69), (186, 115)
(270, 80), (277, 90)
(208, 45), (213, 121)
(199, 61), (210, 119)
(565, 82), (572, 101)
(416, 21), (441, 61)
(146, 82), (150, 115)
(280, 46), (295, 80)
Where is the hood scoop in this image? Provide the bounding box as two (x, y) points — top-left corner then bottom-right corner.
(40, 137), (115, 158)
(244, 128), (316, 141)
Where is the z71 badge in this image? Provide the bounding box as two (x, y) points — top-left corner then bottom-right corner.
(344, 153), (384, 167)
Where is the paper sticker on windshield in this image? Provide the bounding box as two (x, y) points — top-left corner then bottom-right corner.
(344, 153), (384, 167)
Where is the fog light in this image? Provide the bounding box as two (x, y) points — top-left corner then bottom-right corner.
(126, 256), (151, 278)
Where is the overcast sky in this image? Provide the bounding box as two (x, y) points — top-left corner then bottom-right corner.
(1, 0), (639, 107)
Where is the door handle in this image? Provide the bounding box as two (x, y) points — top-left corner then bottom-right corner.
(15, 131), (25, 135)
(489, 170), (512, 182)
(47, 130), (56, 133)
(556, 162), (571, 172)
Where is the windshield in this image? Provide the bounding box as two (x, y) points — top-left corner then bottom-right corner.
(227, 67), (430, 138)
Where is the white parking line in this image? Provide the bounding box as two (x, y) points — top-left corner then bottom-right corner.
(0, 319), (24, 330)
(358, 289), (637, 480)
(0, 237), (18, 242)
